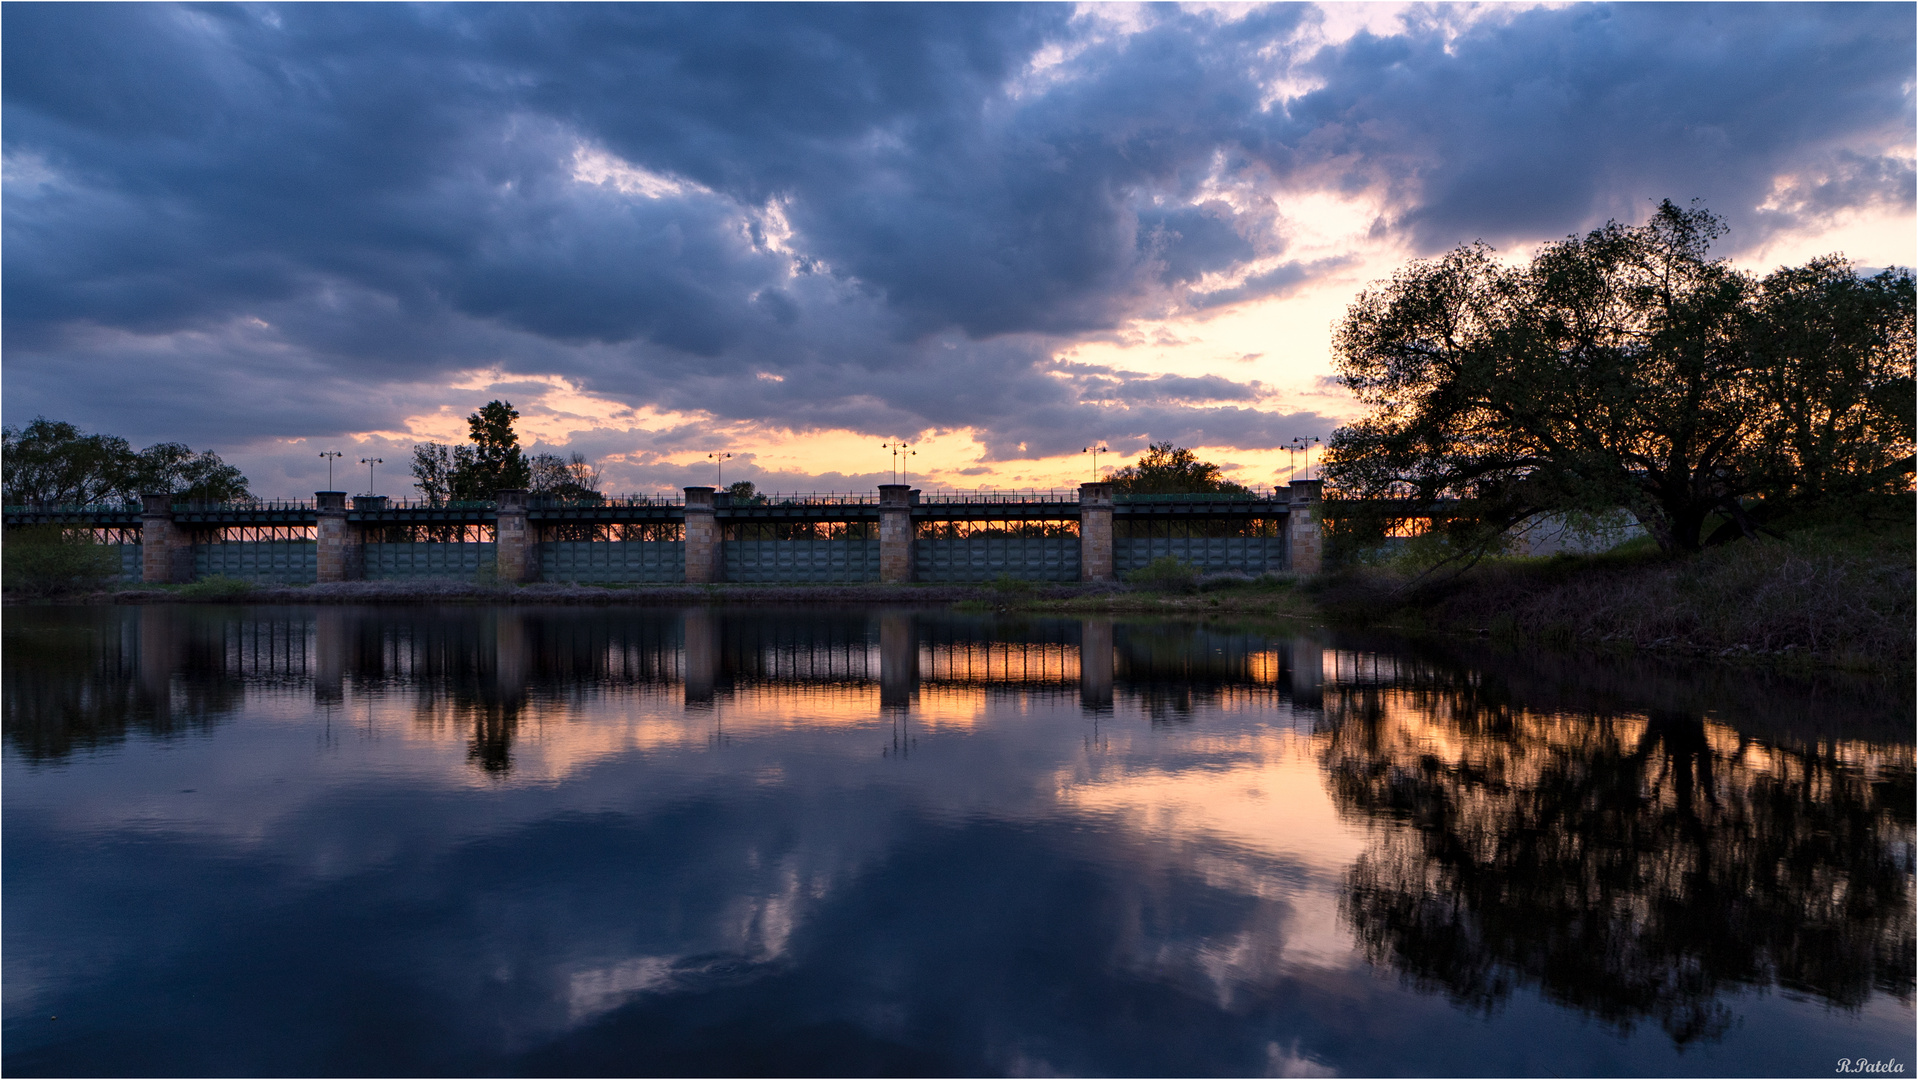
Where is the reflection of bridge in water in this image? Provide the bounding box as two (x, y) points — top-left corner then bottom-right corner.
(110, 607), (1328, 719)
(2, 606), (1335, 771)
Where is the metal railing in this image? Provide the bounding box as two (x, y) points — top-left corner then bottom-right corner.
(171, 498), (318, 512)
(528, 493), (686, 509)
(1116, 488), (1282, 503)
(720, 492), (879, 506)
(916, 489), (1081, 504)
(1, 500), (145, 514)
(369, 497), (499, 511)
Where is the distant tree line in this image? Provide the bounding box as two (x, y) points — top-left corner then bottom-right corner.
(1107, 441), (1248, 495)
(1324, 199), (1915, 559)
(2, 418), (250, 506)
(410, 400), (604, 503)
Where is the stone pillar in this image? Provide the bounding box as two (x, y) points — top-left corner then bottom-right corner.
(1079, 617), (1113, 713)
(878, 484), (913, 584)
(1287, 478), (1324, 576)
(344, 495), (386, 581)
(494, 489), (534, 583)
(1078, 482), (1114, 582)
(140, 493), (180, 584)
(316, 491), (348, 583)
(684, 486), (717, 583)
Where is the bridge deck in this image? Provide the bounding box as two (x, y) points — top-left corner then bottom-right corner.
(7, 495), (1307, 528)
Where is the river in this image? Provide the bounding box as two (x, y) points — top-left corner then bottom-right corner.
(4, 605), (1911, 1076)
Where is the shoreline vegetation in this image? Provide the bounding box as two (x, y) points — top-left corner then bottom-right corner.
(1313, 506), (1914, 678)
(12, 503), (1910, 679)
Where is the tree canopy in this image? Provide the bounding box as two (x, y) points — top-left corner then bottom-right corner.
(1, 418), (250, 506)
(1323, 200), (1914, 556)
(411, 401), (603, 503)
(1108, 442), (1248, 495)
(456, 400), (531, 498)
(530, 451), (603, 501)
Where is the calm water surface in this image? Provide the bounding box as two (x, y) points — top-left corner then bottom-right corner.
(4, 605), (1912, 1077)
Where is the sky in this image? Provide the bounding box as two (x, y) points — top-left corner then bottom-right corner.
(4, 2), (1913, 499)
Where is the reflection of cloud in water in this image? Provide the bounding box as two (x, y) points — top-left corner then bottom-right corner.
(1054, 729), (1370, 1005)
(568, 861), (821, 1024)
(1057, 731), (1365, 870)
(1265, 1038), (1338, 1078)
(569, 955), (673, 1022)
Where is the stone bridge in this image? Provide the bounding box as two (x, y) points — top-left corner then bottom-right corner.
(4, 480), (1324, 586)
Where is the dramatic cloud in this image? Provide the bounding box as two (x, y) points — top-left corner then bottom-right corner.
(3, 3), (1911, 493)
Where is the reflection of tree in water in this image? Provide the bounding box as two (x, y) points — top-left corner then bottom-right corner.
(338, 609), (527, 777)
(1323, 684), (1915, 1045)
(404, 691), (523, 776)
(466, 697), (521, 774)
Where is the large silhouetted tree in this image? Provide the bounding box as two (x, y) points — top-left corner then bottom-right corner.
(454, 400), (531, 498)
(1323, 200), (1914, 557)
(411, 400), (533, 501)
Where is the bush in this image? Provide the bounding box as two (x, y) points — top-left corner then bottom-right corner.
(2, 526), (120, 597)
(177, 575), (257, 600)
(989, 572), (1036, 594)
(1195, 571), (1297, 593)
(1126, 556), (1200, 593)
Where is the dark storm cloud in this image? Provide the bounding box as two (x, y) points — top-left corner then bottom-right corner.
(1190, 255), (1360, 310)
(1283, 3), (1916, 250)
(2, 3), (1910, 472)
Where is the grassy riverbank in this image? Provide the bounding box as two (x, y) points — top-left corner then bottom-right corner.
(959, 574), (1319, 620)
(70, 573), (1322, 621)
(989, 504), (1914, 677)
(73, 579), (1125, 607)
(1307, 504), (1915, 675)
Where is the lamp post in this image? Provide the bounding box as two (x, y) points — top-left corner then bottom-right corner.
(707, 451), (733, 488)
(1288, 436), (1321, 481)
(880, 441), (916, 486)
(1083, 445), (1109, 481)
(319, 450), (343, 489)
(360, 457), (383, 496)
